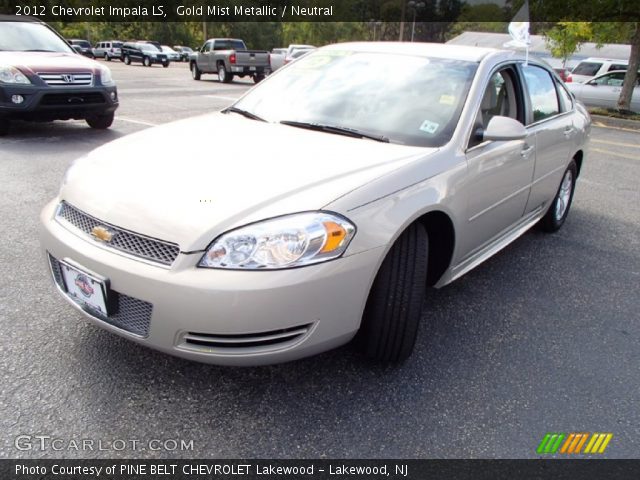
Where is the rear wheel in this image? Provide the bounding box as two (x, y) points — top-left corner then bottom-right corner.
(105, 54), (111, 61)
(253, 74), (265, 84)
(162, 62), (169, 68)
(218, 64), (233, 83)
(123, 55), (131, 65)
(86, 112), (114, 130)
(0, 118), (9, 136)
(143, 56), (151, 67)
(358, 222), (428, 363)
(537, 160), (577, 232)
(191, 62), (201, 80)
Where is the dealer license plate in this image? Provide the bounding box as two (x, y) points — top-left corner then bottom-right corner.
(60, 261), (109, 316)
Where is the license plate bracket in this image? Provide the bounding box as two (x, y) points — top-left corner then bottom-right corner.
(59, 260), (110, 316)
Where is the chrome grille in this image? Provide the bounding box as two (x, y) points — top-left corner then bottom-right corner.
(38, 72), (93, 86)
(48, 254), (153, 337)
(56, 202), (180, 266)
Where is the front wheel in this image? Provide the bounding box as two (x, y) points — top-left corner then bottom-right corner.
(143, 57), (151, 67)
(218, 64), (233, 83)
(123, 55), (131, 65)
(162, 62), (169, 68)
(86, 112), (114, 130)
(537, 160), (577, 232)
(191, 63), (201, 80)
(358, 222), (428, 363)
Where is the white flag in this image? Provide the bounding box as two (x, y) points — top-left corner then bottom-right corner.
(504, 0), (531, 49)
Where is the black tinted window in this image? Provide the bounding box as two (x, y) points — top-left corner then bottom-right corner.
(572, 62), (601, 76)
(523, 65), (560, 123)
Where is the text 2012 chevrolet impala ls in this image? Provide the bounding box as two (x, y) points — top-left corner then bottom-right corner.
(40, 43), (590, 365)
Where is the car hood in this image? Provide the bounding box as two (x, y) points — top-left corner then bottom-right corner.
(0, 51), (98, 73)
(60, 113), (434, 251)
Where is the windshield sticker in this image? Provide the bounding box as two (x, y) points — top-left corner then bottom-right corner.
(439, 94), (456, 105)
(419, 120), (439, 134)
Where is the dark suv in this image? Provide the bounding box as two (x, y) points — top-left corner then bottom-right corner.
(0, 16), (118, 135)
(121, 42), (169, 67)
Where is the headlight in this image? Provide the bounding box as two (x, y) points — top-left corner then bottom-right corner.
(199, 212), (356, 270)
(0, 66), (31, 84)
(99, 66), (114, 85)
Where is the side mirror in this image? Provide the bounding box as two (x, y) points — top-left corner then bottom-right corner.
(482, 116), (527, 142)
(587, 80), (597, 86)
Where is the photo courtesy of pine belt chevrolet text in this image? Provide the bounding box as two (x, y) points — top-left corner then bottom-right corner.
(37, 38), (590, 365)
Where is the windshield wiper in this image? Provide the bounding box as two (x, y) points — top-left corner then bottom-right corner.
(222, 106), (266, 122)
(280, 120), (389, 143)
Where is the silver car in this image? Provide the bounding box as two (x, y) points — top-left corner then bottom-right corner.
(567, 70), (640, 112)
(40, 43), (590, 366)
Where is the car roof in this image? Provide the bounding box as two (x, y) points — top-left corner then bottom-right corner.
(0, 14), (41, 22)
(322, 42), (503, 63)
(580, 57), (628, 63)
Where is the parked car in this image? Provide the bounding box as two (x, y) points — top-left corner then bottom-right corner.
(190, 38), (270, 83)
(284, 48), (316, 65)
(121, 42), (169, 67)
(173, 45), (194, 62)
(553, 67), (573, 83)
(161, 45), (181, 62)
(567, 70), (640, 112)
(41, 42), (590, 366)
(93, 41), (123, 61)
(571, 57), (629, 83)
(67, 39), (95, 58)
(269, 47), (288, 71)
(0, 15), (118, 135)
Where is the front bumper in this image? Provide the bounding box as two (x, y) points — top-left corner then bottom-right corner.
(40, 200), (383, 366)
(0, 84), (118, 121)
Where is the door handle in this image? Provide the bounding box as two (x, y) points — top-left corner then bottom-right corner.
(520, 145), (534, 158)
(564, 126), (575, 138)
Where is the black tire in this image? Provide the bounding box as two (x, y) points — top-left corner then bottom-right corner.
(86, 112), (114, 130)
(537, 159), (578, 232)
(253, 74), (265, 84)
(0, 118), (9, 136)
(359, 222), (428, 363)
(218, 64), (233, 83)
(191, 62), (201, 80)
(105, 55), (111, 62)
(123, 55), (131, 65)
(143, 56), (151, 67)
(162, 62), (169, 68)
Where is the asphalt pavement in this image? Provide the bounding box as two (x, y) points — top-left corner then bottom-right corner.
(1, 61), (639, 459)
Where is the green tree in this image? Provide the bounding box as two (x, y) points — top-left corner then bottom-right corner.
(544, 22), (592, 69)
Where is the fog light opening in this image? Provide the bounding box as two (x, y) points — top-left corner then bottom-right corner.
(110, 92), (117, 101)
(11, 95), (24, 104)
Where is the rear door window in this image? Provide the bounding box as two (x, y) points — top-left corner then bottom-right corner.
(522, 65), (560, 123)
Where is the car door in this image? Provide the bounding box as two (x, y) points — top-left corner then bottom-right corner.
(459, 65), (535, 259)
(580, 72), (625, 108)
(200, 40), (213, 72)
(521, 64), (574, 215)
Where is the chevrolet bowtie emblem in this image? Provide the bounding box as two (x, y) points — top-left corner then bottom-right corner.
(91, 226), (114, 242)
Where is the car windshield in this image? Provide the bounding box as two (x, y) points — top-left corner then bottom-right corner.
(233, 50), (477, 147)
(72, 40), (91, 48)
(0, 22), (74, 53)
(112, 42), (122, 48)
(162, 46), (175, 53)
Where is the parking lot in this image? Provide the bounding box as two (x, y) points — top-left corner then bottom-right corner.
(1, 60), (639, 459)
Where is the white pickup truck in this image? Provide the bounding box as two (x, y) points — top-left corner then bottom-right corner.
(190, 38), (270, 83)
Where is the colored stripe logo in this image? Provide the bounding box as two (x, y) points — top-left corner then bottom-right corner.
(537, 433), (613, 454)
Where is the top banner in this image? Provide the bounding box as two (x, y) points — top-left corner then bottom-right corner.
(1, 0), (640, 22)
